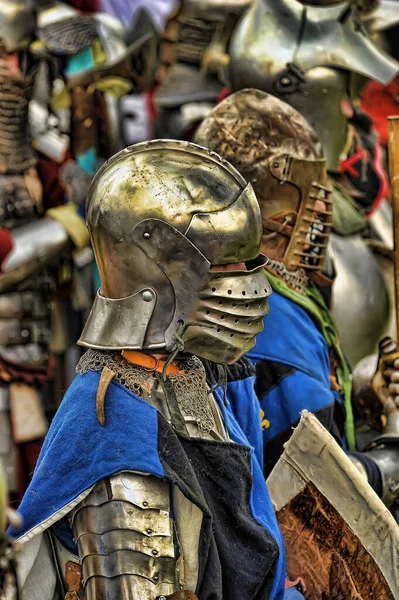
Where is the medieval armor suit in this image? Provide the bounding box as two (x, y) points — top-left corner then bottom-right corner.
(194, 88), (399, 510)
(8, 140), (287, 600)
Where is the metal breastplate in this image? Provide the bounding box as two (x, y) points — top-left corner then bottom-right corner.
(0, 54), (35, 175)
(229, 0), (399, 171)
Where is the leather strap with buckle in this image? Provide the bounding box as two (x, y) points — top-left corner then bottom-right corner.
(121, 350), (185, 376)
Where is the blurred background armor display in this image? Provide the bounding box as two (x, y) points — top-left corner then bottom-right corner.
(229, 0), (398, 172)
(155, 0), (250, 138)
(226, 0), (399, 368)
(0, 0), (157, 501)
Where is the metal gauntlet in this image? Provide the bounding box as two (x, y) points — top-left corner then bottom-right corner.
(364, 412), (399, 507)
(70, 472), (178, 600)
(364, 444), (399, 508)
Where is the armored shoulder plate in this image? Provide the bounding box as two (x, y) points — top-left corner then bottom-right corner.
(330, 232), (390, 367)
(70, 472), (178, 599)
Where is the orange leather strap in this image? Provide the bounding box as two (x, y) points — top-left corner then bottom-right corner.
(121, 350), (184, 375)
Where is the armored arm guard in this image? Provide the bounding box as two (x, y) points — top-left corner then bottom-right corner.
(352, 347), (399, 506)
(362, 437), (399, 507)
(70, 472), (178, 599)
(0, 218), (70, 293)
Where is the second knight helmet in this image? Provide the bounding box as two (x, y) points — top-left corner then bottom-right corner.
(195, 89), (332, 277)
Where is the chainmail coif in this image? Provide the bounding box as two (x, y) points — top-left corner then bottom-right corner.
(76, 348), (216, 435)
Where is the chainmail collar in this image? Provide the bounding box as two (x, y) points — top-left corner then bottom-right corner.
(76, 348), (216, 436)
(266, 259), (309, 295)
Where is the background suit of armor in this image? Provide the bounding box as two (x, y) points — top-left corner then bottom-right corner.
(155, 0), (250, 138)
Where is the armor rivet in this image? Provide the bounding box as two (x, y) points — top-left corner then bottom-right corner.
(21, 329), (29, 338)
(154, 574), (159, 581)
(152, 549), (158, 555)
(142, 291), (153, 302)
(303, 91), (310, 98)
(143, 500), (149, 507)
(146, 528), (153, 534)
(273, 162), (279, 169)
(280, 76), (291, 86)
(143, 232), (151, 239)
(84, 118), (93, 129)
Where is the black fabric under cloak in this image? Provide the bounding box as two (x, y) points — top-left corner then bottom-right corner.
(157, 416), (279, 600)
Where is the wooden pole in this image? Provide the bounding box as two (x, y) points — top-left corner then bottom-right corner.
(388, 117), (399, 342)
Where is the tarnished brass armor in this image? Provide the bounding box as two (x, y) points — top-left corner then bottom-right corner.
(80, 140), (271, 364)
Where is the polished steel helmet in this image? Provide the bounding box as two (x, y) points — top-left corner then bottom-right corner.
(229, 0), (399, 171)
(0, 0), (35, 52)
(195, 89), (332, 276)
(79, 140), (271, 364)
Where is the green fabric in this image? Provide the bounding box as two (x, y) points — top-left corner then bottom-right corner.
(331, 180), (367, 236)
(266, 270), (355, 451)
